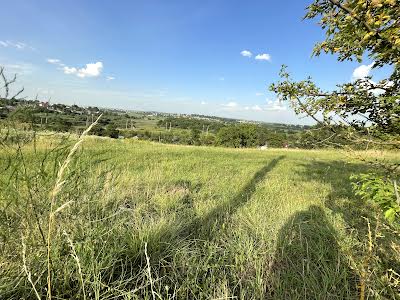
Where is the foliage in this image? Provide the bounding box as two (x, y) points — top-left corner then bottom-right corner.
(157, 116), (226, 133)
(351, 173), (400, 223)
(270, 0), (400, 222)
(307, 0), (400, 66)
(216, 124), (261, 148)
(270, 0), (399, 136)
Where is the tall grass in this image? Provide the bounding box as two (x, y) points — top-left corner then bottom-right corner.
(0, 127), (399, 299)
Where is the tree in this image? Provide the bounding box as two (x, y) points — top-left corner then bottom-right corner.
(0, 67), (24, 100)
(270, 0), (399, 222)
(104, 124), (120, 138)
(216, 124), (261, 148)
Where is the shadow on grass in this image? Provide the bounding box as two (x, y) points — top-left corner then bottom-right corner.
(182, 155), (286, 240)
(293, 159), (400, 298)
(297, 159), (373, 231)
(271, 205), (357, 299)
(108, 156), (285, 295)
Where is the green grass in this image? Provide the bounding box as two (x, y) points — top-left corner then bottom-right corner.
(0, 135), (399, 299)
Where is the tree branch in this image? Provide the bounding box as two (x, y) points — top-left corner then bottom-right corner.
(328, 0), (374, 33)
(295, 96), (337, 133)
(0, 66), (24, 100)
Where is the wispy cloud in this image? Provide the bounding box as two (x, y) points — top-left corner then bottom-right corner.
(0, 40), (35, 50)
(222, 99), (287, 112)
(251, 105), (262, 111)
(255, 53), (271, 61)
(36, 87), (55, 95)
(255, 92), (264, 96)
(1, 63), (34, 75)
(352, 62), (374, 80)
(106, 76), (115, 81)
(265, 99), (287, 111)
(223, 101), (238, 108)
(47, 58), (61, 64)
(240, 50), (252, 57)
(63, 66), (77, 74)
(218, 77), (225, 81)
(201, 101), (207, 105)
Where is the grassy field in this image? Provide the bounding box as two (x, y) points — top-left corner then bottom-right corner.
(1, 135), (399, 299)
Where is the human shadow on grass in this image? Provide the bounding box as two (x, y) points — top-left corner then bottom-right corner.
(139, 155), (285, 251)
(271, 205), (358, 299)
(297, 159), (373, 230)
(295, 159), (400, 298)
(106, 156), (285, 295)
(180, 155), (286, 240)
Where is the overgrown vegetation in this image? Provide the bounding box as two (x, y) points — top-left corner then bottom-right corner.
(1, 0), (399, 299)
(1, 132), (399, 299)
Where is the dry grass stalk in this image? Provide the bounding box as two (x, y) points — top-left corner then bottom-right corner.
(63, 230), (86, 300)
(22, 236), (42, 300)
(46, 114), (101, 300)
(144, 242), (156, 300)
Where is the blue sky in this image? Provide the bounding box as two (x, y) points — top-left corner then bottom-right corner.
(0, 0), (380, 124)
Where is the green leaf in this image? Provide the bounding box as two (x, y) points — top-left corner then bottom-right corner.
(384, 208), (396, 223)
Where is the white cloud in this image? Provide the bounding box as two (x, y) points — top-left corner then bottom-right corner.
(0, 40), (33, 50)
(37, 87), (55, 95)
(255, 53), (271, 61)
(240, 50), (252, 57)
(201, 101), (207, 105)
(224, 101), (238, 107)
(14, 42), (26, 49)
(251, 105), (262, 111)
(255, 92), (264, 96)
(265, 99), (287, 111)
(106, 76), (115, 81)
(352, 62), (374, 80)
(76, 62), (103, 78)
(47, 58), (61, 64)
(63, 66), (78, 75)
(2, 63), (34, 75)
(49, 59), (104, 78)
(220, 98), (288, 113)
(47, 58), (65, 67)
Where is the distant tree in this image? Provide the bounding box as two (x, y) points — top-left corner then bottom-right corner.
(217, 124), (260, 148)
(104, 124), (120, 138)
(199, 132), (216, 146)
(190, 128), (201, 145)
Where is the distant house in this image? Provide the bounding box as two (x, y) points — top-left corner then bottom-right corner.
(260, 143), (268, 150)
